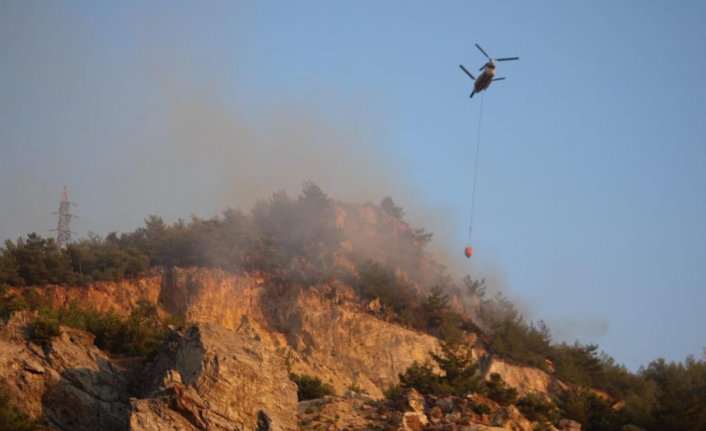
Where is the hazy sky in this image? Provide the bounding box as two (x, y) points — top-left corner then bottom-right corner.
(1, 1), (705, 371)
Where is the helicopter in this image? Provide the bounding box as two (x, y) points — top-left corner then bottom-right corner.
(459, 43), (519, 98)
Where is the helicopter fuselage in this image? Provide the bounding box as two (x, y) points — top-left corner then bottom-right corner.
(474, 68), (495, 94)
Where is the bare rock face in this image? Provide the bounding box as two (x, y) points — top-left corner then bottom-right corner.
(484, 357), (566, 398)
(130, 396), (202, 431)
(1, 311), (298, 431)
(155, 268), (442, 399)
(0, 311), (129, 431)
(159, 267), (265, 330)
(130, 322), (298, 431)
(262, 283), (440, 399)
(9, 276), (162, 317)
(12, 268), (444, 401)
(8, 266), (573, 428)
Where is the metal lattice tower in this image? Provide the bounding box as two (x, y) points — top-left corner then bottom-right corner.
(53, 186), (76, 247)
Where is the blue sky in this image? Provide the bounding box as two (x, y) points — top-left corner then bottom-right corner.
(1, 1), (705, 370)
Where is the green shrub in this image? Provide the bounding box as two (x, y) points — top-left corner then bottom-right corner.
(383, 384), (403, 403)
(290, 373), (335, 401)
(398, 361), (441, 395)
(357, 260), (418, 321)
(93, 304), (165, 357)
(0, 294), (30, 320)
(429, 338), (483, 396)
(485, 373), (518, 406)
(472, 403), (491, 415)
(36, 301), (170, 358)
(397, 335), (484, 398)
(558, 387), (624, 431)
(487, 317), (552, 370)
(517, 394), (560, 423)
(29, 316), (60, 344)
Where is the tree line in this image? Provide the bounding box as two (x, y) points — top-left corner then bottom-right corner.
(0, 183), (355, 286)
(0, 183), (438, 289)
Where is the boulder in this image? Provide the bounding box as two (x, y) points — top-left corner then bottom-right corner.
(490, 405), (533, 430)
(401, 411), (427, 431)
(435, 397), (455, 413)
(398, 388), (427, 415)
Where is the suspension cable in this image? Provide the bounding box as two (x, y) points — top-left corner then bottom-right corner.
(467, 92), (485, 244)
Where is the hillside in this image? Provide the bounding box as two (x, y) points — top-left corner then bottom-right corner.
(1, 184), (704, 430)
(0, 267), (570, 431)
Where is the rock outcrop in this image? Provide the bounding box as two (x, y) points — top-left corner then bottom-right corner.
(5, 267), (445, 414)
(262, 282), (440, 399)
(8, 267), (569, 403)
(483, 357), (566, 398)
(297, 391), (582, 431)
(131, 322), (298, 431)
(0, 311), (298, 430)
(3, 265), (582, 431)
(10, 276), (162, 317)
(0, 311), (129, 431)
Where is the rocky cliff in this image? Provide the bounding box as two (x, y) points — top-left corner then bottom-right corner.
(0, 312), (298, 430)
(2, 267), (568, 430)
(18, 267), (442, 399)
(0, 311), (129, 430)
(130, 323), (297, 431)
(12, 276), (162, 317)
(258, 281), (441, 399)
(162, 267), (443, 399)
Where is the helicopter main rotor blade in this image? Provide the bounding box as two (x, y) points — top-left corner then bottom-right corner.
(495, 57), (519, 62)
(475, 43), (491, 60)
(492, 77), (506, 81)
(479, 62), (489, 72)
(459, 64), (475, 80)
